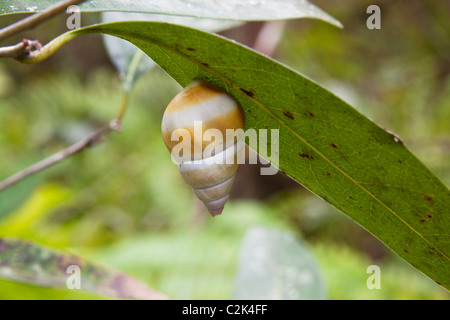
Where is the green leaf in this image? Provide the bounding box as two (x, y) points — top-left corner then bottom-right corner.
(67, 21), (449, 289)
(234, 227), (327, 299)
(1, 0), (342, 27)
(0, 237), (167, 299)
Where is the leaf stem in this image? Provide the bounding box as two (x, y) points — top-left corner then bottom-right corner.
(122, 49), (146, 93)
(116, 93), (130, 122)
(15, 30), (80, 63)
(0, 120), (121, 192)
(0, 39), (41, 58)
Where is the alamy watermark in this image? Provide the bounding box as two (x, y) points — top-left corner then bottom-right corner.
(367, 5), (381, 30)
(66, 5), (81, 30)
(366, 265), (381, 289)
(66, 264), (81, 290)
(170, 121), (279, 176)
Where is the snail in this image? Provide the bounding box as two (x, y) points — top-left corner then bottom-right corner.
(161, 79), (245, 216)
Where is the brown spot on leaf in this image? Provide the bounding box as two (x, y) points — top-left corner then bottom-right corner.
(331, 143), (339, 149)
(283, 110), (294, 120)
(186, 47), (196, 51)
(298, 152), (313, 160)
(404, 249), (409, 254)
(427, 214), (433, 219)
(201, 62), (209, 67)
(305, 111), (315, 117)
(423, 194), (435, 204)
(325, 171), (332, 177)
(240, 88), (255, 98)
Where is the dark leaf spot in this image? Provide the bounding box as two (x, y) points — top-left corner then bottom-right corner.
(240, 88), (255, 98)
(423, 194), (435, 204)
(325, 171), (332, 177)
(427, 214), (433, 219)
(283, 110), (294, 120)
(298, 152), (313, 160)
(201, 62), (209, 67)
(186, 47), (196, 51)
(331, 143), (339, 149)
(404, 249), (409, 254)
(305, 111), (315, 117)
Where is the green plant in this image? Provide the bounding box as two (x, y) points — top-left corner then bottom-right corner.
(0, 0), (448, 299)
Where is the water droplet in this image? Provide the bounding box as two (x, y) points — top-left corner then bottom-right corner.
(26, 6), (38, 13)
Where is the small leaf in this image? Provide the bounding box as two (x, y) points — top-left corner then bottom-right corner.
(1, 0), (343, 27)
(234, 227), (327, 299)
(0, 237), (167, 300)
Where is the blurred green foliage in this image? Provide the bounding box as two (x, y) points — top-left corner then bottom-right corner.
(0, 0), (448, 299)
(0, 280), (104, 300)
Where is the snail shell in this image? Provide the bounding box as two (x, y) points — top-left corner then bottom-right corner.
(161, 79), (245, 216)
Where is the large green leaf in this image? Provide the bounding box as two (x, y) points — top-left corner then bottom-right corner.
(0, 0), (342, 27)
(18, 21), (450, 289)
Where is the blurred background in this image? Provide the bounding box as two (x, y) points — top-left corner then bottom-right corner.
(0, 0), (449, 299)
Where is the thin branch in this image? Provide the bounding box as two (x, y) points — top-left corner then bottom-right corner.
(0, 120), (122, 192)
(0, 39), (42, 59)
(0, 0), (87, 41)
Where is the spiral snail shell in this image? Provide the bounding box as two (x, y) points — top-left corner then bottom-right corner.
(161, 79), (245, 216)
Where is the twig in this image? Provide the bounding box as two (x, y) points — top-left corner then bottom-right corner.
(0, 0), (87, 41)
(0, 120), (122, 192)
(0, 39), (42, 59)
